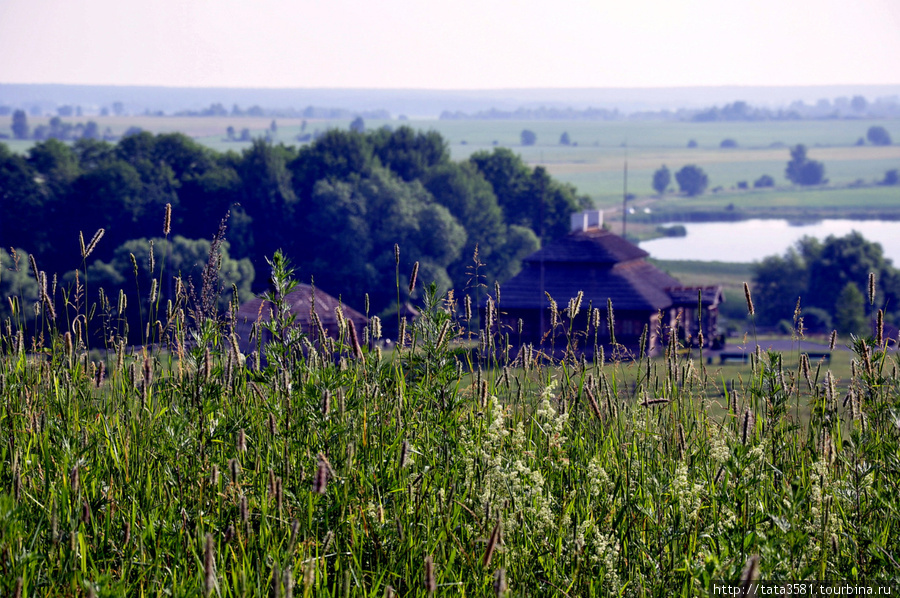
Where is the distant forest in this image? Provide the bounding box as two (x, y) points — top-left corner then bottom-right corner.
(0, 127), (589, 338)
(440, 98), (900, 121)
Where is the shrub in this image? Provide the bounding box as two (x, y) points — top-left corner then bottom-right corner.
(652, 165), (671, 195)
(754, 174), (775, 188)
(520, 129), (536, 146)
(720, 138), (738, 148)
(867, 125), (892, 146)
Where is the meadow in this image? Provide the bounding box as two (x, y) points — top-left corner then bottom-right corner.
(1, 231), (899, 596)
(4, 115), (898, 212)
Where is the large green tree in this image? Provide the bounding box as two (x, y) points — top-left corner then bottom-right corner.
(468, 148), (586, 242)
(370, 126), (449, 182)
(752, 232), (900, 327)
(835, 282), (867, 335)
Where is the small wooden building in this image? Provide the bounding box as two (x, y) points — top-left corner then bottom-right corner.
(491, 213), (723, 356)
(235, 284), (367, 354)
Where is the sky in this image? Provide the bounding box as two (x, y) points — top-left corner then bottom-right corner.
(1, 0), (899, 90)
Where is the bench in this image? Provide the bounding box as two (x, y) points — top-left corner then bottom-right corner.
(719, 352), (749, 364)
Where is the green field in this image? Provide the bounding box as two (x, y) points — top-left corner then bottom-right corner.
(4, 115), (899, 215)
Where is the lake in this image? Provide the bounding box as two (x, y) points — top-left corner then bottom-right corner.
(639, 219), (900, 263)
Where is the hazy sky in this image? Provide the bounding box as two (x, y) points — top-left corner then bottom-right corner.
(1, 0), (898, 89)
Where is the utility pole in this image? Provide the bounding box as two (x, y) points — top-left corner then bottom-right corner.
(622, 141), (628, 238)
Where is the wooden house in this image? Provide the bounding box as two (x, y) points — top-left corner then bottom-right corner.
(489, 212), (723, 356)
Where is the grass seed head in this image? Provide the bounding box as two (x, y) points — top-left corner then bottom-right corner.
(483, 515), (502, 568)
(229, 458), (240, 485)
(869, 272), (876, 305)
(408, 261), (419, 294)
(743, 282), (755, 316)
(741, 409), (755, 445)
(83, 228), (105, 260)
(313, 459), (328, 494)
(204, 533), (216, 596)
(424, 555), (436, 594)
(348, 319), (364, 359)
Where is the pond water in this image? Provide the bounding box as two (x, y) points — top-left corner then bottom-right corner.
(639, 219), (900, 263)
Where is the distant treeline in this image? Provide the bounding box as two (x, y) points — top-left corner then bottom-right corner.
(172, 103), (392, 120)
(0, 127), (589, 337)
(440, 97), (900, 121)
(0, 103), (393, 121)
(440, 107), (622, 121)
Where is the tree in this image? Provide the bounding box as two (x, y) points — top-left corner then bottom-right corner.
(559, 132), (571, 146)
(350, 116), (365, 133)
(835, 282), (866, 335)
(751, 244), (813, 326)
(785, 145), (825, 186)
(754, 174), (775, 188)
(520, 129), (536, 146)
(867, 126), (892, 146)
(884, 169), (899, 186)
(753, 232), (900, 326)
(720, 139), (738, 148)
(851, 95), (868, 113)
(468, 148), (585, 242)
(674, 165), (709, 196)
(11, 110), (28, 139)
(82, 121), (100, 140)
(652, 165), (671, 195)
(237, 140), (298, 270)
(370, 126), (449, 181)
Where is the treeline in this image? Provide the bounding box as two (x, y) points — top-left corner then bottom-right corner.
(439, 97), (900, 122)
(0, 127), (588, 335)
(173, 102), (391, 120)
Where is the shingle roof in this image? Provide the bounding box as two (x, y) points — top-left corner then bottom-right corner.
(496, 229), (680, 311)
(524, 228), (648, 265)
(499, 260), (680, 312)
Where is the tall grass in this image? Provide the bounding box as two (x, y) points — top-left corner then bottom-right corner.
(1, 231), (900, 596)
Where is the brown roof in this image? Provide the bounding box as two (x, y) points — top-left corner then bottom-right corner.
(497, 229), (679, 312)
(499, 260), (680, 312)
(524, 228), (648, 265)
(235, 284), (367, 351)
